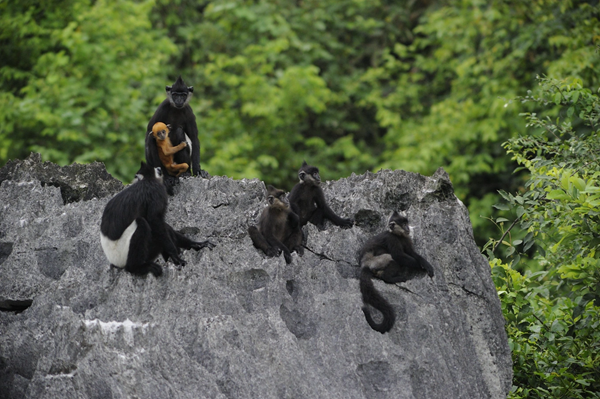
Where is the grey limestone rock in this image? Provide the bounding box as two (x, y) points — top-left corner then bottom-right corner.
(0, 157), (512, 399)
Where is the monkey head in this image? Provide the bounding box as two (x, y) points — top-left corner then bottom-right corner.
(166, 76), (193, 109)
(388, 211), (410, 238)
(151, 122), (172, 141)
(266, 185), (290, 209)
(297, 160), (321, 185)
(135, 162), (164, 184)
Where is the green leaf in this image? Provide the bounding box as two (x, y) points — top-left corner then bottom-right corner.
(554, 92), (562, 105)
(547, 190), (570, 200)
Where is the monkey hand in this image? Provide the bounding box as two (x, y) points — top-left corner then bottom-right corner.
(340, 218), (354, 228)
(191, 240), (216, 251)
(265, 247), (281, 257)
(168, 253), (187, 267)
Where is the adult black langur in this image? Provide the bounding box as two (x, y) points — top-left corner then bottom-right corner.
(359, 211), (434, 333)
(248, 185), (303, 264)
(146, 76), (201, 179)
(288, 161), (353, 228)
(100, 162), (215, 277)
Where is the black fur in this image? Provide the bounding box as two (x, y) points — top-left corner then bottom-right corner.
(100, 162), (214, 277)
(359, 211), (434, 333)
(248, 185), (303, 264)
(288, 161), (353, 228)
(146, 76), (201, 183)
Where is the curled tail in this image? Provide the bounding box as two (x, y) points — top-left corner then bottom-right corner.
(360, 267), (396, 334)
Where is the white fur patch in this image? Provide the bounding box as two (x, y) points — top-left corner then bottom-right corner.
(362, 252), (393, 271)
(100, 221), (138, 268)
(185, 134), (193, 158)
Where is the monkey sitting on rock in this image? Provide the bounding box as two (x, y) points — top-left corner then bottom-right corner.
(289, 161), (353, 229)
(359, 211), (434, 333)
(100, 162), (215, 277)
(248, 185), (303, 264)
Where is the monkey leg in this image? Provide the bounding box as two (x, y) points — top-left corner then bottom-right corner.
(248, 226), (280, 257)
(167, 224), (215, 251)
(308, 208), (326, 229)
(125, 218), (163, 277)
(373, 260), (414, 284)
(267, 237), (293, 264)
(171, 162), (190, 177)
(285, 229), (304, 256)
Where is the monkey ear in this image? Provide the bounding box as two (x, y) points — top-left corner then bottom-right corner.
(166, 124), (172, 130)
(302, 160), (307, 167)
(188, 86), (194, 93)
(166, 85), (172, 92)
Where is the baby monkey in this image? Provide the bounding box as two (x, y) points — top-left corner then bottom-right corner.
(150, 122), (189, 177)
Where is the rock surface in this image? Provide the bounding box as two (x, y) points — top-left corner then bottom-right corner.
(0, 154), (512, 399)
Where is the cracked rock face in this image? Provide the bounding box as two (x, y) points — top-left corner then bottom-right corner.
(0, 157), (512, 399)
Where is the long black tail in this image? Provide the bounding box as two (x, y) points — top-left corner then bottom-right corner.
(359, 267), (396, 334)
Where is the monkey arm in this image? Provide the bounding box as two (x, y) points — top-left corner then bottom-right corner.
(263, 229), (293, 264)
(249, 226), (280, 257)
(162, 142), (187, 156)
(287, 211), (300, 229)
(414, 253), (435, 277)
(314, 188), (353, 227)
(147, 206), (184, 265)
(389, 250), (420, 269)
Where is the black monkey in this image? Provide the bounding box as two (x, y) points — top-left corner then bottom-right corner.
(146, 76), (201, 180)
(359, 211), (434, 333)
(288, 161), (353, 228)
(100, 162), (215, 277)
(248, 185), (303, 264)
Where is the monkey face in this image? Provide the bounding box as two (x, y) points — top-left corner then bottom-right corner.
(151, 122), (170, 141)
(154, 128), (167, 141)
(388, 213), (410, 237)
(266, 185), (289, 209)
(169, 92), (189, 108)
(268, 193), (289, 208)
(167, 77), (193, 109)
(298, 168), (321, 185)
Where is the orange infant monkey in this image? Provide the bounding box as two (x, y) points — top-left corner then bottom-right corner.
(150, 122), (189, 177)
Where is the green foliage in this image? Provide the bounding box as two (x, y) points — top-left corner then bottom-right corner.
(488, 78), (600, 398)
(0, 0), (176, 180)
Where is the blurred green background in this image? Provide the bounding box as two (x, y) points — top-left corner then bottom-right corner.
(1, 0), (598, 248)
